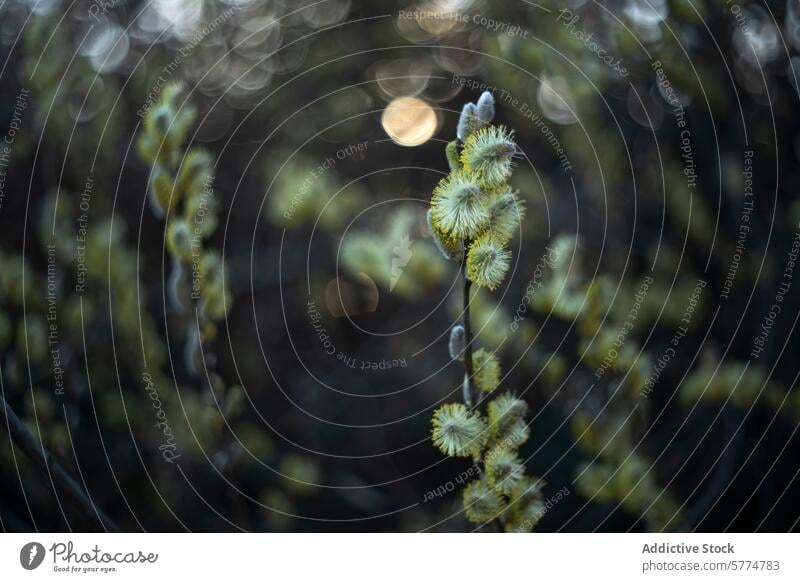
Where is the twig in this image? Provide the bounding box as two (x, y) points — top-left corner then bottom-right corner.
(0, 396), (119, 532)
(461, 252), (477, 407)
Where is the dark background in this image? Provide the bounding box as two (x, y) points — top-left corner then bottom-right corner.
(0, 0), (799, 531)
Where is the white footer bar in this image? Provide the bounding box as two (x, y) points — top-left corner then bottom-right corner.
(1, 533), (798, 581)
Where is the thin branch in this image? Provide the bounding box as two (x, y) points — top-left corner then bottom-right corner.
(0, 396), (119, 532)
(461, 252), (477, 407)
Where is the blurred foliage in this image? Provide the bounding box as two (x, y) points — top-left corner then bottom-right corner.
(0, 0), (799, 532)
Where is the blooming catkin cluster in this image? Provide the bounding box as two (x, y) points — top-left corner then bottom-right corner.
(431, 368), (545, 530)
(429, 93), (544, 532)
(137, 84), (231, 342)
(428, 91), (524, 291)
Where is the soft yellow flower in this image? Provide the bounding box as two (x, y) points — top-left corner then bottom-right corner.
(461, 125), (516, 187)
(431, 403), (487, 458)
(166, 218), (193, 261)
(430, 173), (489, 239)
(466, 233), (511, 290)
(427, 209), (463, 260)
(456, 102), (480, 142)
(484, 188), (525, 242)
(463, 478), (506, 523)
(505, 476), (546, 532)
(472, 348), (501, 393)
(485, 445), (525, 494)
(488, 392), (528, 438)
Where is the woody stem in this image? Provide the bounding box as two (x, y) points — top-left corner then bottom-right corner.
(461, 249), (477, 407)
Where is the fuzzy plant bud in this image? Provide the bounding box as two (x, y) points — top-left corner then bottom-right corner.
(505, 476), (546, 532)
(499, 420), (530, 449)
(430, 173), (489, 239)
(431, 403), (488, 457)
(199, 258), (232, 321)
(445, 140), (462, 172)
(462, 478), (506, 523)
(485, 445), (525, 494)
(201, 280), (233, 322)
(148, 164), (176, 217)
(186, 187), (218, 239)
(472, 348), (501, 393)
(166, 217), (193, 261)
(177, 149), (213, 198)
(476, 91), (495, 125)
(484, 188), (525, 243)
(461, 125), (516, 188)
(136, 132), (159, 165)
(456, 102), (479, 142)
(466, 233), (511, 290)
(510, 476), (544, 507)
(426, 209), (463, 261)
(488, 392), (528, 438)
(146, 104), (173, 139)
(448, 324), (466, 360)
(140, 83), (196, 157)
(199, 250), (222, 281)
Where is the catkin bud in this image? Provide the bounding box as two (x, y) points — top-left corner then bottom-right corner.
(466, 233), (511, 290)
(448, 324), (466, 360)
(148, 105), (172, 139)
(462, 479), (505, 523)
(456, 102), (479, 142)
(476, 91), (495, 125)
(426, 208), (463, 261)
(445, 140), (462, 172)
(149, 164), (176, 217)
(431, 403), (486, 457)
(429, 173), (489, 239)
(460, 125), (516, 188)
(177, 149), (213, 198)
(166, 218), (193, 261)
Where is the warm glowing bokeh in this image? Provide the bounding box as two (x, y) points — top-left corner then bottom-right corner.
(381, 96), (438, 146)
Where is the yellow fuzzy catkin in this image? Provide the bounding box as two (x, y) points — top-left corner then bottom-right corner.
(488, 392), (528, 437)
(427, 209), (463, 260)
(430, 173), (489, 239)
(472, 348), (501, 393)
(431, 403), (487, 458)
(483, 188), (525, 243)
(460, 125), (516, 188)
(485, 445), (525, 494)
(463, 478), (506, 523)
(466, 233), (511, 290)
